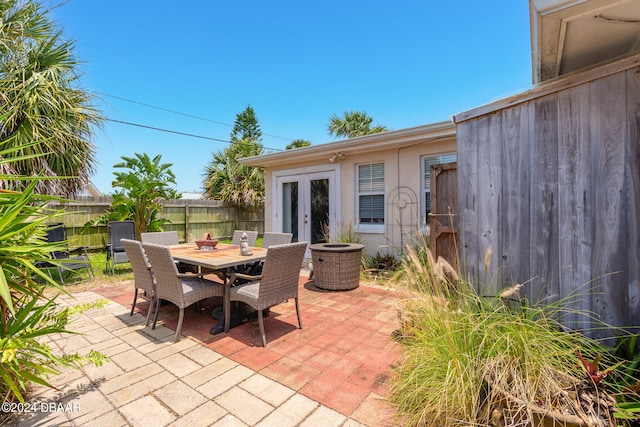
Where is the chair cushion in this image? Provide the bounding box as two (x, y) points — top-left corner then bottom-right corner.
(231, 282), (260, 301)
(178, 277), (223, 308)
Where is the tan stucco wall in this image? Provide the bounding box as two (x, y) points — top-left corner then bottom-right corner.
(262, 136), (456, 257)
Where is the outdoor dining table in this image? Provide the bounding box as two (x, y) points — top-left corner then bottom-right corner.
(169, 242), (268, 334)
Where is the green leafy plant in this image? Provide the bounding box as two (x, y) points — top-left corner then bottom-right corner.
(0, 293), (107, 405)
(611, 334), (640, 386)
(0, 175), (108, 407)
(82, 153), (179, 239)
(368, 252), (399, 271)
(0, 1), (109, 411)
(603, 333), (640, 424)
(0, 181), (64, 315)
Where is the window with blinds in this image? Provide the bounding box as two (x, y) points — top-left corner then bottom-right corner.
(422, 153), (456, 218)
(358, 163), (385, 224)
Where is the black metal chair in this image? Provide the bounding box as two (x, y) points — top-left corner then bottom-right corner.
(106, 221), (136, 274)
(45, 223), (94, 285)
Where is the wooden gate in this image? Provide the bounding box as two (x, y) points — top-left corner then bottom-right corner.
(429, 162), (458, 269)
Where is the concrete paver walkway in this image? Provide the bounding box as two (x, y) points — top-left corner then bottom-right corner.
(15, 276), (404, 426)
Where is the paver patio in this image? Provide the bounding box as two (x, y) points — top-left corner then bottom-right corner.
(15, 272), (406, 426)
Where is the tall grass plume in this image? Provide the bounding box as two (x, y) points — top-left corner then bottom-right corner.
(389, 243), (622, 426)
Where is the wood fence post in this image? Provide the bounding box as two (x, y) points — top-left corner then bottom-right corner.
(185, 203), (190, 242)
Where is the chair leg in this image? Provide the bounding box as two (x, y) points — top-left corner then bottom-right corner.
(130, 289), (138, 316)
(144, 295), (158, 327)
(106, 253), (113, 275)
(87, 261), (95, 279)
(175, 308), (184, 342)
(257, 309), (267, 347)
(295, 297), (303, 329)
(56, 267), (66, 285)
(152, 302), (161, 329)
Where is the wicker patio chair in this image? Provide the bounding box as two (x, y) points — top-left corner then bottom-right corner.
(261, 232), (293, 248)
(140, 231), (180, 246)
(228, 241), (308, 347)
(142, 242), (224, 342)
(121, 239), (155, 325)
(231, 230), (258, 246)
(141, 231), (197, 273)
(106, 221), (135, 274)
(243, 232), (294, 276)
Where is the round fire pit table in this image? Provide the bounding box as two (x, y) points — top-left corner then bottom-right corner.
(310, 243), (364, 290)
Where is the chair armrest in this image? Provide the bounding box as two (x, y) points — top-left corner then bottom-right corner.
(69, 246), (90, 255)
(177, 272), (205, 279)
(234, 273), (261, 282)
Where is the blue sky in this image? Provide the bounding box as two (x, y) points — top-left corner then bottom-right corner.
(48, 1), (533, 194)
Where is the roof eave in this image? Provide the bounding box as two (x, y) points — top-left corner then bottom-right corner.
(239, 120), (456, 168)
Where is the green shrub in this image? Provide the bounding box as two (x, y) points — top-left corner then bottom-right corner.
(364, 252), (400, 272)
(0, 293), (107, 405)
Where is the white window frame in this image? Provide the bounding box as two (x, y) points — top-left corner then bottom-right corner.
(356, 162), (385, 233)
(420, 153), (457, 230)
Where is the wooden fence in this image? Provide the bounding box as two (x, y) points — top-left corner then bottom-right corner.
(453, 53), (640, 335)
(50, 196), (264, 251)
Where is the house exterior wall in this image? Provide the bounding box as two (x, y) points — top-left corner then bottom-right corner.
(262, 136), (456, 257)
(453, 53), (640, 335)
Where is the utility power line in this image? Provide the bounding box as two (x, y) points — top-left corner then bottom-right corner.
(100, 92), (295, 142)
(105, 118), (283, 152)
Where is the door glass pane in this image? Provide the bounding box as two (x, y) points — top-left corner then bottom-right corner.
(282, 182), (298, 242)
(310, 178), (329, 244)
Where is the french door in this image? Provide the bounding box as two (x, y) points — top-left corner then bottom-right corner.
(275, 169), (338, 257)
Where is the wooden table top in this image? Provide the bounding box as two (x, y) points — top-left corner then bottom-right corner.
(169, 243), (267, 270)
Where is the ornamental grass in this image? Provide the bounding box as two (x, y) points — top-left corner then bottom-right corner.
(389, 244), (633, 427)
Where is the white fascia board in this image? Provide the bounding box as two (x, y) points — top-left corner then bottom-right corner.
(531, 0), (589, 15)
(239, 121), (456, 168)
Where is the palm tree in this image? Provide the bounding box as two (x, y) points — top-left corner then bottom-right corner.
(203, 139), (264, 207)
(327, 111), (388, 139)
(203, 106), (265, 207)
(0, 0), (101, 196)
(286, 139), (311, 149)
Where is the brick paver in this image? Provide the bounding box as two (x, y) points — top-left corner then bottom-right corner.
(14, 274), (404, 426)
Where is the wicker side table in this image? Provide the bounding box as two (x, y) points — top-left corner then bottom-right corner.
(310, 243), (364, 290)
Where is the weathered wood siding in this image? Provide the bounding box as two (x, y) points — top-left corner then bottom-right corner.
(455, 55), (640, 333)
